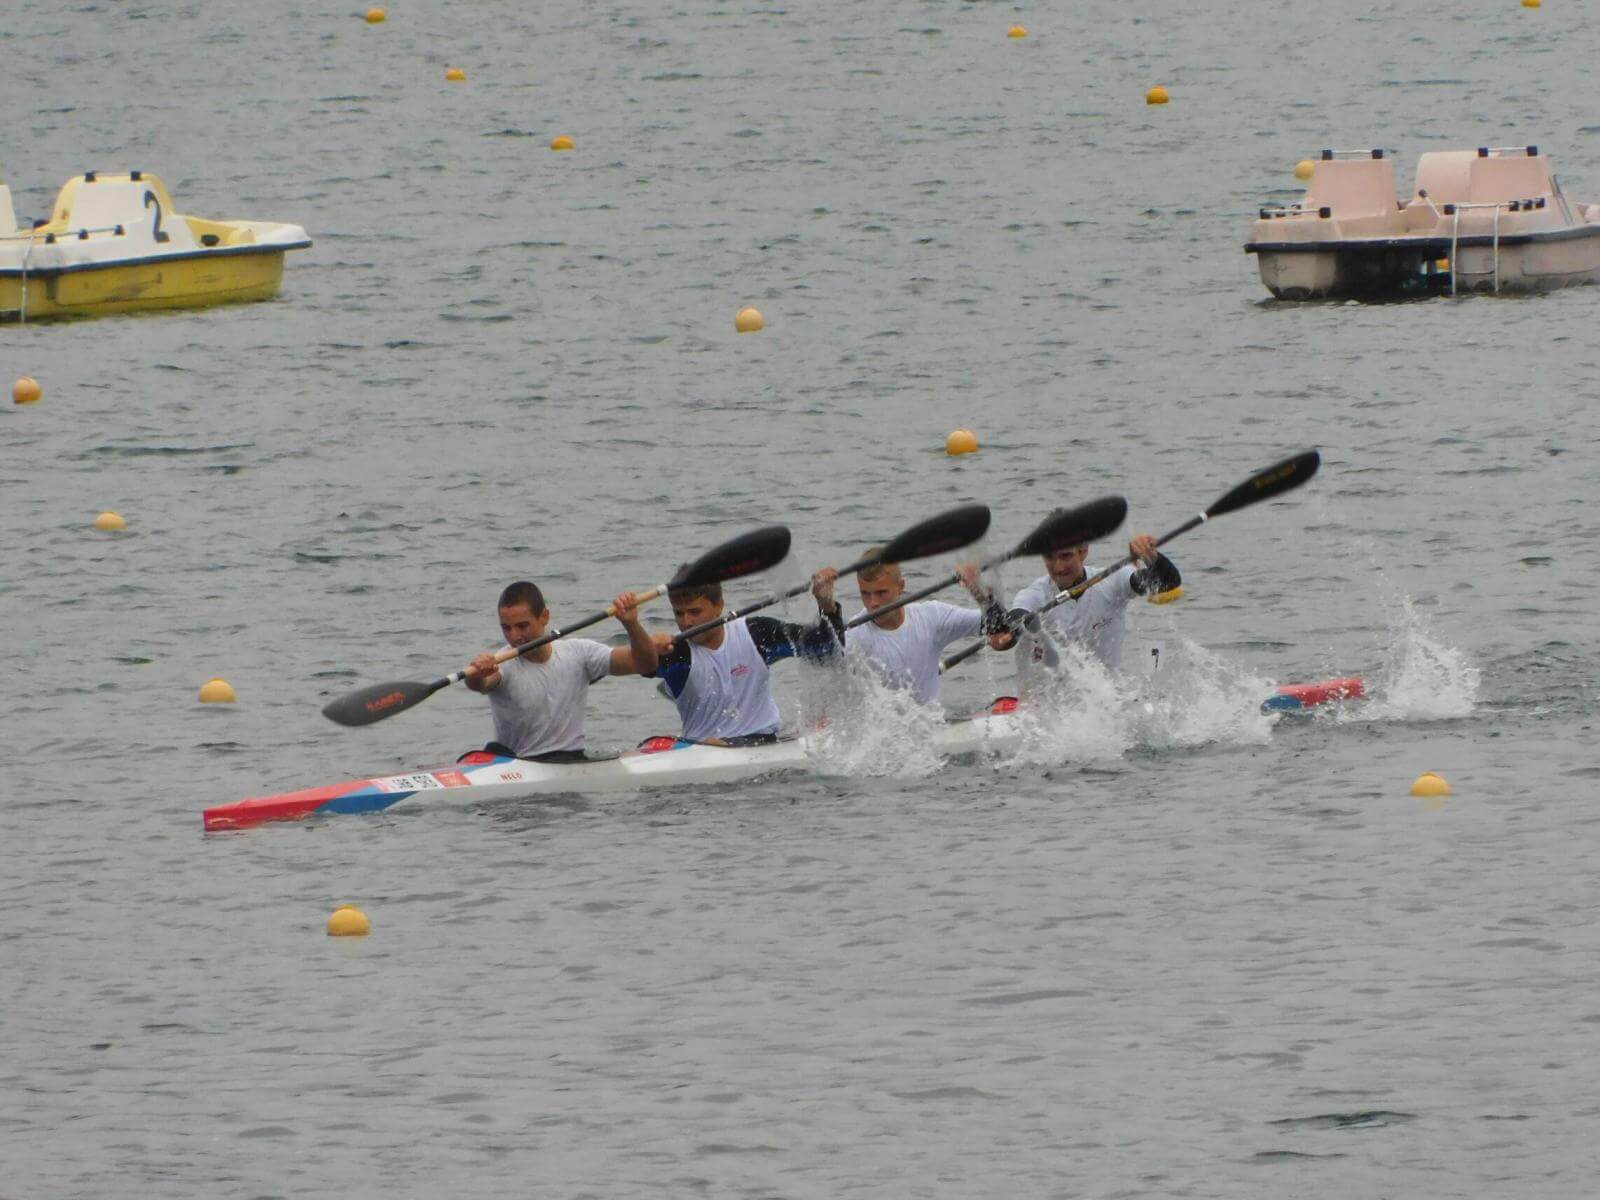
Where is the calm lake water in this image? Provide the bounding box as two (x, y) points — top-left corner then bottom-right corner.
(4, 1), (1598, 1196)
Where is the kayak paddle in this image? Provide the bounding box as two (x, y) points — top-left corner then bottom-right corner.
(846, 494), (1129, 629)
(672, 504), (993, 644)
(940, 449), (1322, 672)
(323, 524), (793, 727)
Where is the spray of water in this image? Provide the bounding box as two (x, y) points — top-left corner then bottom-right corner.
(1361, 596), (1480, 721)
(1005, 643), (1133, 766)
(801, 657), (949, 778)
(994, 636), (1281, 767)
(1127, 638), (1277, 749)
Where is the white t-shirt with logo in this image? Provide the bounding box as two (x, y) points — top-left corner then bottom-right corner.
(846, 600), (984, 705)
(666, 617), (783, 741)
(1011, 565), (1140, 682)
(486, 638), (613, 757)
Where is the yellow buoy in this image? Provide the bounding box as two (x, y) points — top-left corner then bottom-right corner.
(1522, 0), (1540, 8)
(327, 905), (372, 937)
(1409, 771), (1451, 797)
(1294, 159), (1316, 182)
(734, 306), (765, 333)
(13, 376), (42, 405)
(550, 134), (575, 151)
(364, 6), (386, 22)
(945, 429), (979, 456)
(1146, 85), (1170, 106)
(445, 66), (467, 82)
(1008, 25), (1028, 38)
(198, 677), (237, 704)
(1148, 586), (1183, 605)
(93, 510), (126, 532)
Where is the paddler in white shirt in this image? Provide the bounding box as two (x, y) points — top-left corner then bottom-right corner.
(651, 568), (843, 745)
(464, 581), (659, 762)
(989, 532), (1180, 685)
(847, 552), (1010, 706)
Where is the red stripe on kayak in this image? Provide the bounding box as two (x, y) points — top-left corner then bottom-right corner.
(1276, 676), (1365, 706)
(203, 780), (364, 832)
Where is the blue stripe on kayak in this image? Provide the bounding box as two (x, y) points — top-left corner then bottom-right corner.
(319, 787), (414, 817)
(1260, 694), (1305, 713)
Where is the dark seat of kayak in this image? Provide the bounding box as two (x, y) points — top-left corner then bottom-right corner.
(457, 743), (619, 765)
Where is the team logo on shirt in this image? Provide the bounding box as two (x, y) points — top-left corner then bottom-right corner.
(731, 664), (751, 677)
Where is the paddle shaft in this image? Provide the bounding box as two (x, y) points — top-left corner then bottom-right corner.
(939, 449), (1321, 674)
(1032, 517), (1196, 618)
(323, 523), (798, 728)
(672, 556), (873, 644)
(466, 583), (666, 679)
(845, 555), (997, 630)
(846, 495), (1129, 629)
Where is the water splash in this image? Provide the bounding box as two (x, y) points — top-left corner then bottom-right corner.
(1362, 597), (1480, 721)
(1127, 639), (1277, 749)
(802, 659), (948, 778)
(1003, 638), (1277, 766)
(1006, 644), (1133, 766)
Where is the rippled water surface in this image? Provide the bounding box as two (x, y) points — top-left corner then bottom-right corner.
(4, 1), (1599, 1196)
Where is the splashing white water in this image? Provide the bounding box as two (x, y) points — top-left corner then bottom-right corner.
(1127, 639), (1277, 749)
(1008, 644), (1133, 766)
(802, 658), (949, 778)
(1362, 597), (1480, 721)
(999, 637), (1278, 767)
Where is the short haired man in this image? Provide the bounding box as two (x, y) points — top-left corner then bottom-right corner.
(464, 580), (659, 762)
(848, 554), (1009, 705)
(651, 569), (842, 745)
(991, 532), (1180, 686)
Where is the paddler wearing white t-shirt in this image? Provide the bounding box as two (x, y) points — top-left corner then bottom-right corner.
(989, 532), (1180, 682)
(463, 580), (659, 762)
(651, 568), (843, 745)
(847, 553), (1010, 705)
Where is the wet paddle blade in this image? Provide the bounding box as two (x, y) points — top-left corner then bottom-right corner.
(673, 525), (792, 588)
(1013, 495), (1129, 556)
(1204, 449), (1321, 519)
(878, 504), (992, 564)
(322, 678), (445, 727)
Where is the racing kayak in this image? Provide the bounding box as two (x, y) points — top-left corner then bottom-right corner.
(203, 677), (1364, 831)
(204, 709), (1019, 832)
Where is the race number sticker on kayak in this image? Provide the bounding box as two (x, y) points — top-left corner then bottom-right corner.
(433, 769), (469, 788)
(375, 773), (447, 794)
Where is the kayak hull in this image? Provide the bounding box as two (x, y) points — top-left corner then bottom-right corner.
(204, 716), (1015, 832)
(204, 677), (1365, 832)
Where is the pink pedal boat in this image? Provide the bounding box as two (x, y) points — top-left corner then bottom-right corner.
(1245, 146), (1600, 300)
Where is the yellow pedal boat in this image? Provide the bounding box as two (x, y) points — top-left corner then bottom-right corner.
(0, 170), (311, 322)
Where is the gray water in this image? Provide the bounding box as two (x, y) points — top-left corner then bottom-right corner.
(4, 0), (1599, 1196)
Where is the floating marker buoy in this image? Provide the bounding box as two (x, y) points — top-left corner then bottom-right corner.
(1146, 85), (1170, 106)
(364, 6), (386, 22)
(1522, 0), (1540, 8)
(445, 66), (467, 82)
(1008, 25), (1028, 38)
(327, 905), (372, 937)
(1148, 586), (1183, 604)
(13, 376), (42, 405)
(550, 134), (575, 151)
(734, 306), (764, 333)
(1409, 771), (1451, 797)
(1294, 159), (1316, 182)
(94, 510), (126, 532)
(946, 429), (979, 456)
(199, 677), (237, 704)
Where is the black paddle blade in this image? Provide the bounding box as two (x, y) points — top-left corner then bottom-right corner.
(322, 678), (445, 727)
(879, 504), (992, 564)
(1013, 495), (1129, 556)
(1205, 449), (1321, 519)
(672, 524), (791, 588)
